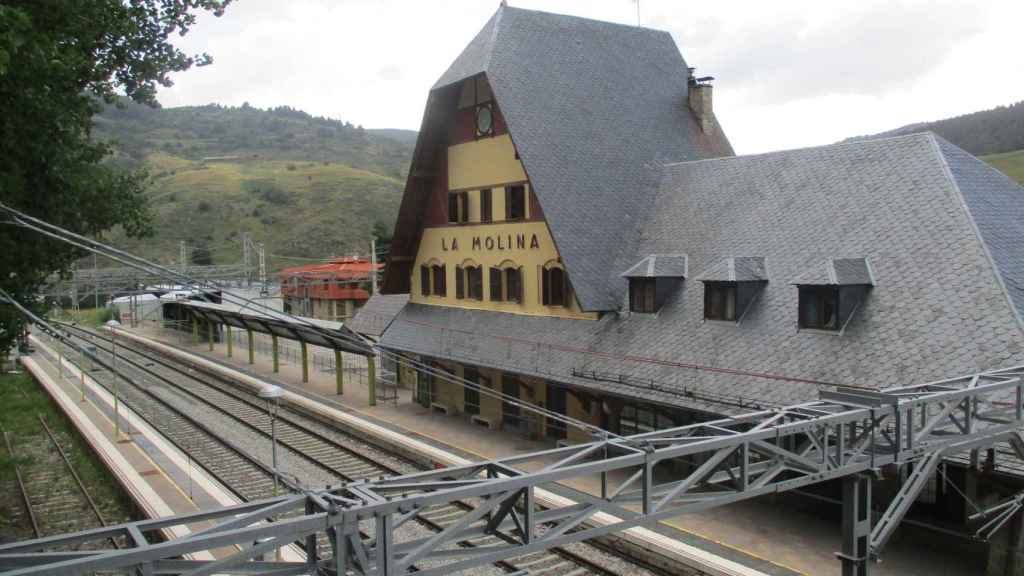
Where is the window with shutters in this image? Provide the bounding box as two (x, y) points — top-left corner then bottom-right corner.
(467, 266), (483, 300)
(420, 265), (431, 296)
(505, 267), (522, 303)
(489, 267), (503, 301)
(447, 191), (468, 224)
(703, 282), (737, 321)
(431, 265), (446, 296)
(505, 185), (526, 220)
(542, 266), (568, 307)
(480, 189), (492, 223)
(455, 266), (465, 299)
(629, 278), (656, 313)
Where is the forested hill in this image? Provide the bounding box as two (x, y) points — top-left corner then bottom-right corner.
(849, 101), (1024, 156)
(92, 101), (416, 266)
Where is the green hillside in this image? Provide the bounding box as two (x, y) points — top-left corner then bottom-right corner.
(983, 149), (1024, 185)
(92, 101), (414, 265)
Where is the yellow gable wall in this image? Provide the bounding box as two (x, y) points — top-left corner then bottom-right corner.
(411, 133), (595, 320)
(448, 134), (524, 191)
(411, 222), (595, 319)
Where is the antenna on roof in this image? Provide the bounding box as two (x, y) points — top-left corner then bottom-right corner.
(500, 0), (507, 7)
(633, 0), (641, 26)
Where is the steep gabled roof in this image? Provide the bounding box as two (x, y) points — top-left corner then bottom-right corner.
(382, 5), (733, 310)
(382, 133), (1024, 415)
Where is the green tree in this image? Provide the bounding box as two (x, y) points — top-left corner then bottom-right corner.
(0, 0), (231, 352)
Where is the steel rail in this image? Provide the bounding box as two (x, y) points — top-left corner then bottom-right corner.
(67, 324), (653, 576)
(1, 423), (41, 539)
(3, 361), (1019, 575)
(36, 416), (120, 550)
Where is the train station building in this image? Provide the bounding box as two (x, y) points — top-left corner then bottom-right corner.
(378, 3), (1024, 454)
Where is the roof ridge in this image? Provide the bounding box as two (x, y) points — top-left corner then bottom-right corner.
(661, 132), (936, 169)
(500, 4), (672, 34)
(927, 132), (1024, 336)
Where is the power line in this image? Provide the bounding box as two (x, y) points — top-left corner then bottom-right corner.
(0, 202), (610, 439)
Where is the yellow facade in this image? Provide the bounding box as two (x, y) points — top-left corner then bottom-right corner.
(447, 134), (525, 192)
(411, 131), (596, 320)
(410, 222), (595, 319)
(422, 360), (601, 442)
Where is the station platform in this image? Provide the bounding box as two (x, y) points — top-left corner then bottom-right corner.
(124, 322), (984, 576)
(21, 334), (303, 563)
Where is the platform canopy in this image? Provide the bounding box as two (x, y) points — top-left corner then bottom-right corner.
(173, 299), (374, 356)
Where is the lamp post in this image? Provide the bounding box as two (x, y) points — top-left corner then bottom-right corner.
(105, 319), (123, 438)
(259, 384), (285, 495)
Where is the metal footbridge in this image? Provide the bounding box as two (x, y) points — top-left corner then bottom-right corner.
(1, 363), (1023, 576)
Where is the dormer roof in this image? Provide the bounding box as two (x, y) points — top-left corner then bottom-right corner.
(696, 257), (768, 283)
(789, 258), (874, 286)
(621, 254), (688, 279)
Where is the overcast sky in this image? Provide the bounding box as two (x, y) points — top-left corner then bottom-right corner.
(159, 0), (1023, 154)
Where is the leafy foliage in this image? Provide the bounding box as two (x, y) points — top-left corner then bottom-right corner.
(0, 1), (230, 352)
(853, 101), (1024, 156)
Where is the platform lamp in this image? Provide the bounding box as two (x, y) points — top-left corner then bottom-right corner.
(105, 319), (124, 438)
(259, 384), (285, 495)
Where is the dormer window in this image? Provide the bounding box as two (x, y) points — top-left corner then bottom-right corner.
(703, 282), (736, 321)
(791, 258), (874, 332)
(798, 286), (838, 330)
(629, 278), (657, 313)
(621, 254), (687, 315)
(696, 257), (768, 323)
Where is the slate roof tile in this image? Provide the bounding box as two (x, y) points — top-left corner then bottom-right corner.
(381, 133), (1024, 415)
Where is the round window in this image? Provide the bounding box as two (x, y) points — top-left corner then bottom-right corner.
(475, 105), (493, 135)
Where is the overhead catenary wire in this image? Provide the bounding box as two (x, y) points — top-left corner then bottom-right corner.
(0, 202), (609, 439)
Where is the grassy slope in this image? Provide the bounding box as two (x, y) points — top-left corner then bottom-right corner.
(116, 154), (404, 264)
(93, 102), (413, 264)
(983, 149), (1024, 184)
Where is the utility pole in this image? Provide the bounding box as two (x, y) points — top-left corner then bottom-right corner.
(257, 242), (267, 296)
(370, 239), (378, 295)
(179, 241), (187, 274)
(93, 253), (99, 309)
(242, 232), (251, 287)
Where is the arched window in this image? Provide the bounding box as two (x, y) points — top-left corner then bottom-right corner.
(490, 260), (522, 303)
(455, 259), (482, 300)
(542, 263), (568, 306)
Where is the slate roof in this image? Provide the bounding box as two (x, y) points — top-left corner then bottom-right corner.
(695, 257), (768, 283)
(381, 133), (1024, 415)
(385, 5), (734, 311)
(621, 255), (688, 278)
(790, 258), (874, 286)
(346, 294), (410, 339)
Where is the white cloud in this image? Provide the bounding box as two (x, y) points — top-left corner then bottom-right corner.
(159, 0), (1024, 154)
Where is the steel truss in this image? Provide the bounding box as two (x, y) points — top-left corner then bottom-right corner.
(3, 366), (1024, 575)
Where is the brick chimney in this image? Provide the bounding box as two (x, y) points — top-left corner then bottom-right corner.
(687, 68), (715, 134)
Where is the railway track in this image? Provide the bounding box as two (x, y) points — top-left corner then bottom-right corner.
(50, 325), (663, 575)
(1, 414), (127, 551)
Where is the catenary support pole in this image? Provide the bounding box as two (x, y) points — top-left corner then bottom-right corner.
(839, 474), (872, 576)
(247, 329), (254, 365)
(368, 354), (376, 407)
(335, 348), (343, 395)
(207, 322), (214, 352)
(300, 341), (308, 383)
(271, 334), (279, 373)
(192, 316), (199, 345)
(226, 325), (233, 357)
